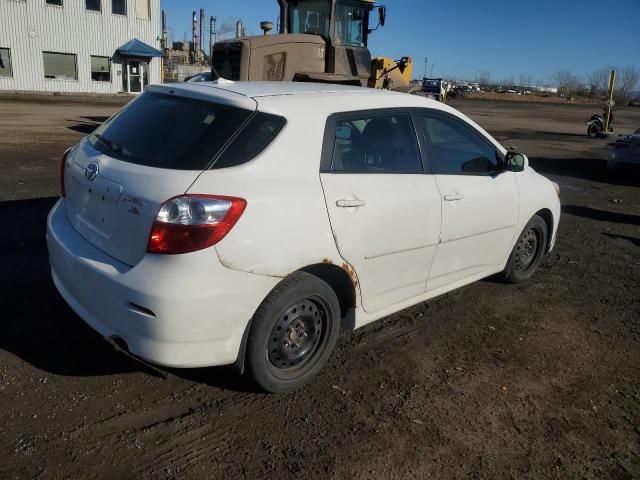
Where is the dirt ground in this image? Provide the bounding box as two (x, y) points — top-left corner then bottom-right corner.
(463, 92), (600, 104)
(1, 95), (639, 480)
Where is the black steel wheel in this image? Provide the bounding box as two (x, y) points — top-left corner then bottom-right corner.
(587, 123), (601, 137)
(503, 215), (548, 284)
(513, 226), (542, 274)
(267, 298), (327, 371)
(245, 272), (341, 393)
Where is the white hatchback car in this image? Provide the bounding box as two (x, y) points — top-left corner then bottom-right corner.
(47, 81), (560, 392)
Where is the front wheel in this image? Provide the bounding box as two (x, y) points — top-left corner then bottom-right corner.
(245, 272), (341, 393)
(502, 215), (548, 283)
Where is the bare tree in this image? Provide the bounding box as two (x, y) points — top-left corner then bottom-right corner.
(616, 66), (639, 103)
(516, 74), (532, 87)
(552, 70), (582, 96)
(586, 68), (610, 97)
(477, 71), (490, 85)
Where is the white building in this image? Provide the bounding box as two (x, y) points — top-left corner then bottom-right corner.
(0, 0), (162, 94)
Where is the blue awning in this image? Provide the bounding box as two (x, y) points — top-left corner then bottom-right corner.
(116, 38), (163, 58)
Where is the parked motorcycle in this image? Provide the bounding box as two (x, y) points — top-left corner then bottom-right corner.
(586, 110), (614, 137)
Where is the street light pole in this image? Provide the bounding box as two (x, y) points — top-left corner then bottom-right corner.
(424, 57), (428, 79)
(430, 62), (438, 76)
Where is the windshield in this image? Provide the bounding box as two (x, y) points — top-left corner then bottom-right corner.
(289, 0), (331, 37)
(334, 3), (366, 47)
(88, 92), (253, 170)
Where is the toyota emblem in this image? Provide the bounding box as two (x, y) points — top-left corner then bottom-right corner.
(85, 162), (99, 181)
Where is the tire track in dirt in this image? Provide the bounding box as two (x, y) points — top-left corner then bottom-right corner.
(132, 390), (287, 477)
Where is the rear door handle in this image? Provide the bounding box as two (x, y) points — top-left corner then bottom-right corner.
(336, 199), (366, 208)
(443, 193), (464, 201)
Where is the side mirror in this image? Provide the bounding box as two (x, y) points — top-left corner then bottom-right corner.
(378, 6), (386, 27)
(505, 151), (528, 172)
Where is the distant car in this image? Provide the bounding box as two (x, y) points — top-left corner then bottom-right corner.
(609, 129), (640, 170)
(421, 78), (446, 101)
(184, 72), (212, 83)
(47, 81), (561, 393)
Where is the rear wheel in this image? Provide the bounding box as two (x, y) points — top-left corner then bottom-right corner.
(502, 215), (548, 283)
(587, 123), (601, 137)
(245, 272), (341, 393)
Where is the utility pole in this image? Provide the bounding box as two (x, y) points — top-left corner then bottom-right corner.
(423, 57), (428, 79)
(604, 69), (616, 133)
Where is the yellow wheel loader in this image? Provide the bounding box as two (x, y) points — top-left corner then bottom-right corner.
(212, 0), (417, 92)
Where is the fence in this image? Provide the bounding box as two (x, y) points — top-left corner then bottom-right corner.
(163, 64), (210, 83)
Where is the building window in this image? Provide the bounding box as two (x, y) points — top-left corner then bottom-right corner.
(135, 0), (150, 19)
(43, 52), (78, 80)
(86, 0), (101, 11)
(0, 48), (13, 77)
(91, 56), (110, 81)
(46, 0), (63, 6)
(112, 0), (126, 15)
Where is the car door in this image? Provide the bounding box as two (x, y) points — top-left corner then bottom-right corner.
(417, 110), (519, 291)
(320, 110), (441, 313)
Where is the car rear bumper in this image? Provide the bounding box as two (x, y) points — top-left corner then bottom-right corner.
(46, 199), (279, 368)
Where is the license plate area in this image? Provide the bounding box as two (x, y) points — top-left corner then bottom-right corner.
(70, 162), (122, 240)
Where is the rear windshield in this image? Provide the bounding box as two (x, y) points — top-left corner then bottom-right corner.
(88, 92), (253, 170)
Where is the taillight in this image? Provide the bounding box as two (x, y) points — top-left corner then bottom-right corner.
(60, 148), (71, 197)
(147, 195), (247, 254)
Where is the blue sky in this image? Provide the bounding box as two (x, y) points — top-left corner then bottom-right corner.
(161, 0), (640, 85)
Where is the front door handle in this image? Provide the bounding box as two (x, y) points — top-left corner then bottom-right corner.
(443, 193), (464, 201)
(336, 199), (366, 208)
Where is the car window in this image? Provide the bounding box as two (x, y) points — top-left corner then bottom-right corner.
(420, 113), (500, 175)
(88, 92), (252, 170)
(331, 113), (422, 173)
(212, 112), (286, 169)
(290, 0), (331, 37)
(334, 3), (366, 47)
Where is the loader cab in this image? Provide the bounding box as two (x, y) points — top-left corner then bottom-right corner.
(283, 0), (382, 84)
(287, 0), (372, 47)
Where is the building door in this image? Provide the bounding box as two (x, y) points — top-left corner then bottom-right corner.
(125, 61), (147, 94)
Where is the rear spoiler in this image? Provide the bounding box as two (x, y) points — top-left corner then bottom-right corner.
(145, 83), (258, 112)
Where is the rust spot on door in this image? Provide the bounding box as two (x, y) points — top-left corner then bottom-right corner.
(341, 262), (358, 287)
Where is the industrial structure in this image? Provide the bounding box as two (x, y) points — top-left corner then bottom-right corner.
(162, 9), (208, 66)
(161, 8), (227, 82)
(0, 0), (162, 94)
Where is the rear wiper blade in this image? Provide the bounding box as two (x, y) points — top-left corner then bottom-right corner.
(94, 134), (120, 153)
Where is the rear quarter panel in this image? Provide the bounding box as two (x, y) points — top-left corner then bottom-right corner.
(187, 97), (345, 278)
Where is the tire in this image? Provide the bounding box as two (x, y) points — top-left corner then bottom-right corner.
(502, 215), (548, 284)
(587, 123), (601, 137)
(245, 271), (341, 393)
